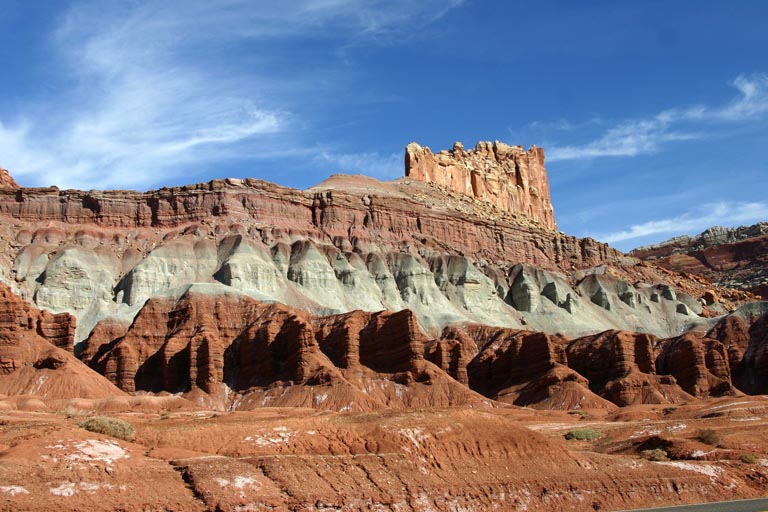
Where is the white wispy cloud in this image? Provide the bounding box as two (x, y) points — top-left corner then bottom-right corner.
(547, 74), (768, 162)
(594, 201), (768, 244)
(0, 0), (463, 190)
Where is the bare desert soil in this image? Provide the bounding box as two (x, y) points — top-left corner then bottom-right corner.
(2, 396), (768, 511)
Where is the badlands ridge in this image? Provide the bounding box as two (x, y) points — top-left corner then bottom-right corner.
(1, 141), (768, 511)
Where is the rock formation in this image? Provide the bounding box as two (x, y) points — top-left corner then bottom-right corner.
(76, 284), (768, 411)
(656, 332), (736, 398)
(461, 325), (613, 409)
(632, 222), (768, 299)
(566, 330), (692, 406)
(0, 167), (19, 190)
(0, 283), (123, 399)
(0, 154), (717, 346)
(81, 287), (488, 411)
(735, 309), (768, 394)
(0, 146), (765, 413)
(405, 141), (556, 229)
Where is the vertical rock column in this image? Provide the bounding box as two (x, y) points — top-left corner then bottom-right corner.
(405, 141), (557, 230)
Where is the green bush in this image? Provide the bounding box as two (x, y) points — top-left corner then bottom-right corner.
(78, 416), (135, 441)
(640, 448), (669, 461)
(739, 453), (759, 464)
(564, 429), (602, 441)
(696, 428), (719, 446)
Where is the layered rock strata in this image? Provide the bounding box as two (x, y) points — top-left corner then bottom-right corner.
(0, 283), (122, 399)
(81, 287), (488, 411)
(4, 269), (767, 412)
(405, 141), (556, 229)
(566, 330), (691, 406)
(632, 223), (768, 299)
(0, 158), (711, 345)
(0, 167), (19, 190)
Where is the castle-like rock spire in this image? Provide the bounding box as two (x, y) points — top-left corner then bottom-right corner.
(405, 140), (556, 230)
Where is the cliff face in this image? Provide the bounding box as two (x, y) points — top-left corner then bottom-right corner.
(0, 167), (19, 190)
(81, 287), (488, 411)
(0, 282), (123, 399)
(77, 281), (767, 412)
(405, 141), (556, 230)
(0, 144), (741, 347)
(632, 223), (768, 299)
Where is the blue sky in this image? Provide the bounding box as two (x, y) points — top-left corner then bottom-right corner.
(1, 1), (767, 251)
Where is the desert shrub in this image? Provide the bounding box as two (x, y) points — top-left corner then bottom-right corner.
(662, 407), (677, 416)
(640, 448), (669, 461)
(696, 428), (719, 446)
(78, 416), (134, 441)
(565, 429), (602, 441)
(739, 453), (759, 464)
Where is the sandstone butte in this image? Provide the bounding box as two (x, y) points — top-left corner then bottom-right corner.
(1, 142), (768, 511)
(405, 140), (557, 230)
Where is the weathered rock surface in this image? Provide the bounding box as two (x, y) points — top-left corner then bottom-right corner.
(81, 287), (489, 411)
(566, 330), (692, 406)
(5, 407), (767, 512)
(0, 160), (718, 346)
(633, 222), (768, 299)
(447, 325), (614, 409)
(0, 167), (19, 190)
(405, 140), (556, 229)
(0, 155), (656, 344)
(656, 332), (737, 399)
(0, 150), (764, 413)
(734, 307), (768, 394)
(0, 283), (123, 399)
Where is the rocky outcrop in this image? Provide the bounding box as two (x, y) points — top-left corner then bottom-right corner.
(424, 326), (477, 385)
(632, 223), (768, 299)
(1, 153), (734, 349)
(405, 141), (556, 229)
(0, 283), (76, 373)
(63, 282), (768, 410)
(0, 157), (649, 344)
(1, 151), (764, 412)
(0, 283), (123, 399)
(656, 332), (737, 398)
(736, 310), (768, 394)
(458, 325), (613, 409)
(566, 331), (692, 406)
(81, 287), (488, 410)
(0, 167), (19, 190)
(707, 315), (752, 381)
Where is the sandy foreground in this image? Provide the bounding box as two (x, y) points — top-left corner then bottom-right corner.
(2, 395), (768, 511)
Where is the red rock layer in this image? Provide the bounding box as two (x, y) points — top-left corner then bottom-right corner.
(0, 176), (619, 273)
(0, 283), (122, 399)
(566, 331), (692, 406)
(441, 325), (614, 409)
(0, 283), (76, 374)
(81, 290), (488, 410)
(314, 309), (427, 373)
(78, 286), (768, 410)
(405, 141), (557, 230)
(656, 332), (736, 398)
(0, 167), (18, 190)
(632, 223), (768, 297)
(707, 315), (752, 380)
